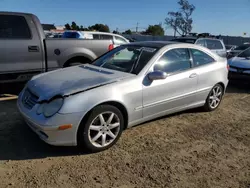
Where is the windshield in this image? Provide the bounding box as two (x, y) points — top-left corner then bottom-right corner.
(92, 45), (158, 74)
(234, 44), (250, 51)
(237, 47), (250, 58)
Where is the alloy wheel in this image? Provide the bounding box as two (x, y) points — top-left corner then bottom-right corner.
(209, 85), (223, 109)
(88, 112), (120, 148)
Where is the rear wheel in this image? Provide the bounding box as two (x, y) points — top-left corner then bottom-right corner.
(204, 84), (224, 111)
(77, 105), (124, 152)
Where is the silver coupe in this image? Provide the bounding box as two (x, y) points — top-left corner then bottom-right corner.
(17, 41), (229, 152)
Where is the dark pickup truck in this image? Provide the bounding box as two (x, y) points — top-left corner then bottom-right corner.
(0, 11), (114, 87)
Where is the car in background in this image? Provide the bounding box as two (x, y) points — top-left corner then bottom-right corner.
(17, 41), (229, 152)
(171, 37), (227, 58)
(227, 43), (250, 59)
(62, 31), (129, 47)
(228, 47), (250, 80)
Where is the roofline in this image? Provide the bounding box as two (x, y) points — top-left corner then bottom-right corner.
(0, 11), (34, 16)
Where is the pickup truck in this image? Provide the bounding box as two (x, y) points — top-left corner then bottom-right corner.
(0, 11), (114, 86)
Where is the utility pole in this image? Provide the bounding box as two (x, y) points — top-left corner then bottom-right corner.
(136, 22), (139, 33)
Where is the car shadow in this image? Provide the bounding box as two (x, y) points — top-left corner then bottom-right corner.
(0, 81), (249, 161)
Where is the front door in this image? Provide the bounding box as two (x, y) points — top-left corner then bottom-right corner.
(0, 14), (44, 82)
(142, 48), (198, 118)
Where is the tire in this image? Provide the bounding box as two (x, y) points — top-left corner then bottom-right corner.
(77, 105), (124, 152)
(204, 84), (224, 112)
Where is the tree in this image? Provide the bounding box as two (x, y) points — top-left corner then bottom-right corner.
(65, 23), (71, 30)
(88, 24), (110, 32)
(165, 0), (195, 36)
(145, 25), (164, 36)
(123, 29), (132, 35)
(71, 21), (78, 30)
(113, 30), (119, 34)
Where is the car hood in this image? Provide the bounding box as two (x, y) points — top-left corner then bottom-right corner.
(27, 64), (134, 101)
(228, 57), (250, 68)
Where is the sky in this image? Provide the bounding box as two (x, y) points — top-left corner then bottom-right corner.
(1, 0), (250, 36)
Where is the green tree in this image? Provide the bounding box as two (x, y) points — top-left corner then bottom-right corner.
(165, 0), (195, 36)
(88, 24), (110, 32)
(65, 23), (71, 30)
(124, 29), (132, 35)
(145, 25), (164, 36)
(71, 21), (78, 30)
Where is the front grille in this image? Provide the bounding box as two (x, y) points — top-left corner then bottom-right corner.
(22, 89), (39, 110)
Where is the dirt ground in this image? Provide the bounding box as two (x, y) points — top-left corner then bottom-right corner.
(0, 82), (250, 188)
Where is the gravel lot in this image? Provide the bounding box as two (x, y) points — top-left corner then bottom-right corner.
(0, 82), (250, 188)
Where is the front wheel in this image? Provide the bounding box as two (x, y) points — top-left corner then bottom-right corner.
(204, 84), (224, 111)
(77, 105), (124, 152)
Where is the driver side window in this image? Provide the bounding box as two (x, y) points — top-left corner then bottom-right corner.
(154, 48), (191, 74)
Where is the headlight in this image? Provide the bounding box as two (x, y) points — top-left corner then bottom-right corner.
(36, 103), (45, 115)
(43, 97), (64, 117)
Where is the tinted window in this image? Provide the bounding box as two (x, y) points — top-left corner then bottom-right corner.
(100, 34), (113, 40)
(234, 44), (250, 51)
(0, 15), (31, 39)
(62, 32), (80, 38)
(191, 49), (215, 66)
(92, 45), (158, 74)
(154, 48), (191, 74)
(205, 39), (223, 50)
(92, 34), (100, 39)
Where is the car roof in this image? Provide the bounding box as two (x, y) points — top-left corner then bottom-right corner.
(173, 37), (222, 41)
(125, 41), (178, 48)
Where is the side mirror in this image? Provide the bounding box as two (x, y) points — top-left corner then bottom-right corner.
(147, 70), (167, 81)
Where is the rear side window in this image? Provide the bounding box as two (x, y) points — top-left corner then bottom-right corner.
(195, 39), (206, 47)
(115, 36), (128, 44)
(190, 49), (215, 66)
(100, 35), (113, 40)
(62, 32), (80, 38)
(154, 48), (191, 74)
(0, 15), (31, 39)
(205, 39), (223, 50)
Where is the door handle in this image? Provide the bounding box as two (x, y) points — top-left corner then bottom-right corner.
(189, 73), (197, 78)
(28, 46), (39, 52)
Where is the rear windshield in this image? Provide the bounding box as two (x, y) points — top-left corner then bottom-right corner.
(92, 45), (158, 74)
(62, 32), (80, 38)
(171, 38), (196, 44)
(206, 39), (223, 50)
(238, 48), (250, 58)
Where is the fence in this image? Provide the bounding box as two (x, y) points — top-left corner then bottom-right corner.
(123, 34), (250, 46)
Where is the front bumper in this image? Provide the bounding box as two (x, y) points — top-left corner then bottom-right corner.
(17, 90), (84, 146)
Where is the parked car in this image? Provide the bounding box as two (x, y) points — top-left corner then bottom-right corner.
(17, 41), (229, 152)
(171, 37), (227, 58)
(228, 47), (250, 80)
(0, 12), (114, 87)
(62, 31), (129, 47)
(227, 43), (250, 59)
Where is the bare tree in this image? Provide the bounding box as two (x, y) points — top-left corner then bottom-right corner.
(165, 0), (195, 36)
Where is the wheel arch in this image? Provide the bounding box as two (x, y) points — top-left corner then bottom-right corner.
(79, 101), (129, 131)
